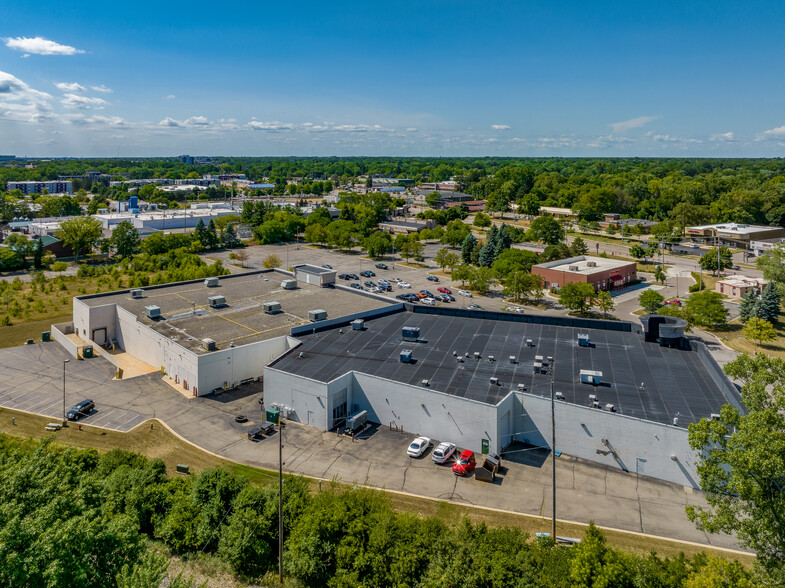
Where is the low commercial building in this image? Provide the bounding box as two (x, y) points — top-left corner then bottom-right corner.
(685, 223), (785, 247)
(445, 200), (486, 212)
(532, 255), (637, 291)
(749, 237), (785, 257)
(7, 180), (72, 194)
(93, 209), (236, 231)
(716, 276), (767, 299)
(538, 206), (576, 219)
(378, 218), (436, 234)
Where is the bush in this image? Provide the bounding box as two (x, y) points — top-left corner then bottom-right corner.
(50, 261), (68, 272)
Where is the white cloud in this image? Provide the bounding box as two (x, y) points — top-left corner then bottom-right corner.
(491, 124), (510, 130)
(587, 134), (633, 148)
(755, 126), (785, 141)
(55, 82), (85, 92)
(406, 127), (418, 132)
(61, 93), (108, 110)
(67, 114), (127, 127)
(306, 122), (393, 133)
(159, 117), (183, 127)
(184, 116), (210, 127)
(90, 84), (113, 94)
(709, 132), (735, 142)
(650, 134), (701, 144)
(4, 36), (84, 56)
(609, 115), (659, 134)
(0, 70), (52, 122)
(166, 94), (176, 99)
(247, 120), (294, 131)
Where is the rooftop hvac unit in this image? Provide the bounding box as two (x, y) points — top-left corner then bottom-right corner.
(580, 370), (603, 385)
(208, 295), (226, 308)
(535, 355), (544, 362)
(568, 265), (579, 271)
(202, 338), (216, 351)
(577, 334), (591, 347)
(130, 289), (144, 299)
(281, 279), (298, 290)
(309, 309), (327, 322)
(204, 277), (219, 287)
(490, 376), (499, 385)
(710, 413), (721, 421)
(555, 391), (564, 401)
(592, 401), (601, 408)
(509, 355), (516, 364)
(605, 403), (615, 412)
(263, 301), (282, 314)
(533, 362), (542, 374)
(518, 383), (526, 390)
(351, 319), (364, 330)
(400, 350), (413, 363)
(474, 351), (480, 359)
(402, 326), (420, 341)
(586, 261), (597, 267)
(345, 411), (367, 433)
(526, 339), (533, 347)
(488, 355), (495, 362)
(420, 379), (429, 387)
(144, 305), (161, 319)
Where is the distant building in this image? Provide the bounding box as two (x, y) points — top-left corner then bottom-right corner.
(685, 223), (785, 247)
(420, 181), (458, 191)
(749, 237), (785, 257)
(532, 255), (637, 291)
(378, 218), (436, 234)
(598, 217), (657, 233)
(7, 180), (72, 195)
(444, 200), (486, 212)
(178, 154), (195, 164)
(716, 276), (767, 299)
(538, 206), (576, 220)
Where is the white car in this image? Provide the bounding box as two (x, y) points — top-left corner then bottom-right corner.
(457, 289), (472, 297)
(398, 282), (411, 289)
(407, 436), (431, 457)
(421, 297), (437, 306)
(432, 441), (457, 464)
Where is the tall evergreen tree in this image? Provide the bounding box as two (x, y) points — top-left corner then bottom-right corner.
(461, 233), (477, 264)
(222, 223), (240, 248)
(477, 242), (495, 267)
(194, 219), (208, 247)
(739, 289), (758, 323)
(33, 238), (43, 269)
(757, 282), (781, 324)
(493, 224), (512, 259)
(206, 220), (220, 250)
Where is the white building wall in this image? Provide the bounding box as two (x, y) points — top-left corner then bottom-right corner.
(196, 336), (290, 394)
(263, 367), (330, 428)
(519, 393), (700, 488)
(72, 299), (117, 346)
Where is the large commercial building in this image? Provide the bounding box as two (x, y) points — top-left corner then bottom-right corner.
(532, 256), (637, 291)
(7, 180), (72, 194)
(685, 223), (785, 247)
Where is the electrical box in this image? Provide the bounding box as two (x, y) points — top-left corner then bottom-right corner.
(263, 301), (282, 314)
(208, 295), (226, 308)
(144, 305), (161, 319)
(309, 309), (327, 322)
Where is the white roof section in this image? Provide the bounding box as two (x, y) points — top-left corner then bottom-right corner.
(534, 255), (635, 275)
(717, 276), (767, 288)
(687, 223), (782, 235)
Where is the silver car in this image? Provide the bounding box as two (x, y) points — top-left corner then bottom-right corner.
(432, 441), (457, 464)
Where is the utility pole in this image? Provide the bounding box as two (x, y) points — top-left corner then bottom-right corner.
(550, 360), (556, 540)
(278, 416), (284, 585)
(62, 359), (70, 424)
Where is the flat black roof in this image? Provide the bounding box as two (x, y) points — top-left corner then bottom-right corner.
(272, 310), (736, 426)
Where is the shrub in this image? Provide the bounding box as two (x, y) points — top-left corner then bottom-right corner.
(50, 261), (68, 272)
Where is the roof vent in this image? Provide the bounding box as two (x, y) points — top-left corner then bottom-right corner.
(490, 377), (499, 385)
(352, 319), (365, 330)
(144, 305), (161, 319)
(309, 309), (327, 322)
(400, 350), (413, 363)
(509, 355), (516, 364)
(555, 391), (564, 401)
(208, 295), (226, 308)
(130, 289), (144, 299)
(204, 277), (219, 287)
(605, 403), (615, 412)
(202, 338), (216, 351)
(402, 326), (420, 341)
(298, 352), (305, 358)
(568, 265), (579, 271)
(421, 379), (429, 387)
(263, 301), (282, 314)
(586, 261), (597, 267)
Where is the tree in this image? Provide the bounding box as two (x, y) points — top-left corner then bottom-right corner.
(440, 220), (470, 248)
(55, 216), (103, 262)
(758, 282), (781, 324)
(529, 215), (564, 245)
(503, 271), (543, 302)
(684, 290), (729, 328)
(467, 266), (496, 294)
(451, 264), (473, 285)
(569, 522), (632, 588)
(0, 247), (24, 271)
(743, 317), (776, 352)
(461, 233), (477, 264)
(363, 231), (392, 259)
(654, 264), (667, 284)
(33, 237), (43, 269)
(304, 223), (328, 245)
(639, 289), (665, 313)
(595, 290), (615, 318)
(477, 242), (496, 267)
(698, 247), (733, 276)
(194, 219), (209, 247)
(570, 237), (588, 256)
(443, 251), (460, 272)
(688, 353), (785, 581)
(558, 282), (596, 316)
(424, 192), (440, 208)
(434, 248), (452, 271)
(109, 221), (141, 259)
(491, 249), (539, 278)
(3, 233), (33, 257)
(221, 223), (241, 249)
(233, 249), (249, 268)
(262, 254), (282, 269)
(739, 288), (758, 323)
(206, 220), (220, 250)
(473, 212), (491, 227)
(757, 243), (785, 298)
(629, 244), (647, 262)
(408, 240), (425, 262)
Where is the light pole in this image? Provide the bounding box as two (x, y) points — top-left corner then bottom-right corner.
(278, 416), (285, 585)
(550, 359), (556, 540)
(62, 359), (70, 424)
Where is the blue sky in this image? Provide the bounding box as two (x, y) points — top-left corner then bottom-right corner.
(1, 0), (784, 157)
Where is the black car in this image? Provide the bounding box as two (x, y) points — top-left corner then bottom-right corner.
(338, 273), (351, 280)
(66, 399), (94, 421)
(375, 263), (388, 270)
(349, 282), (362, 289)
(322, 264), (333, 269)
(347, 273), (359, 280)
(360, 270), (376, 277)
(420, 290), (435, 298)
(426, 275), (439, 282)
(395, 294), (409, 300)
(364, 280), (377, 287)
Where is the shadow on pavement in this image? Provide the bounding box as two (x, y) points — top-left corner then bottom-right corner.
(502, 441), (550, 468)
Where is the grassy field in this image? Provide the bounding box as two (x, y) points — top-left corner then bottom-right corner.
(712, 317), (785, 359)
(0, 406), (754, 565)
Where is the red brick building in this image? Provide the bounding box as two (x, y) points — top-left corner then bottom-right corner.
(532, 255), (637, 291)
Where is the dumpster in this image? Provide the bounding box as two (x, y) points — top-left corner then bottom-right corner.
(475, 453), (501, 483)
(41, 331), (51, 342)
(265, 408), (280, 424)
(82, 345), (94, 358)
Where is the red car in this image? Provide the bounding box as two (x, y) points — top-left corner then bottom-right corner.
(452, 450), (476, 476)
(437, 287), (452, 294)
(414, 292), (428, 299)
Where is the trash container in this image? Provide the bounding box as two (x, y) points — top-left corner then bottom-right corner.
(82, 345), (94, 358)
(41, 331), (51, 342)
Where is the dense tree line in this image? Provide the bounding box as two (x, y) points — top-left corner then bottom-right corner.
(0, 434), (758, 587)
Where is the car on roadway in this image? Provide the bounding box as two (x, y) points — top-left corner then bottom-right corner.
(437, 287), (452, 294)
(665, 298), (682, 306)
(407, 436), (431, 458)
(322, 264), (333, 269)
(66, 399), (95, 421)
(432, 442), (457, 464)
(349, 283), (362, 289)
(421, 297), (437, 306)
(375, 263), (388, 270)
(360, 270), (376, 277)
(426, 275), (439, 282)
(689, 243), (700, 249)
(731, 265), (740, 270)
(457, 289), (472, 297)
(452, 450), (476, 476)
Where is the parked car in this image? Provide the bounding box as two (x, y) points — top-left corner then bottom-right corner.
(395, 294), (410, 301)
(322, 264), (333, 269)
(467, 304), (484, 310)
(437, 287), (452, 294)
(420, 290), (435, 298)
(360, 270), (376, 277)
(422, 297), (437, 306)
(443, 294), (455, 301)
(364, 280), (376, 287)
(689, 243), (700, 249)
(414, 291), (428, 299)
(66, 399), (94, 421)
(347, 273), (359, 280)
(398, 281), (411, 288)
(426, 275), (439, 282)
(375, 263), (388, 270)
(731, 264), (740, 270)
(407, 436), (432, 457)
(436, 294), (452, 303)
(432, 442), (457, 464)
(457, 289), (472, 297)
(452, 450), (476, 476)
(665, 298), (682, 306)
(349, 283), (362, 289)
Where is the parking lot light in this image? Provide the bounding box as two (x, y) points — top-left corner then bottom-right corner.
(62, 359), (70, 425)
